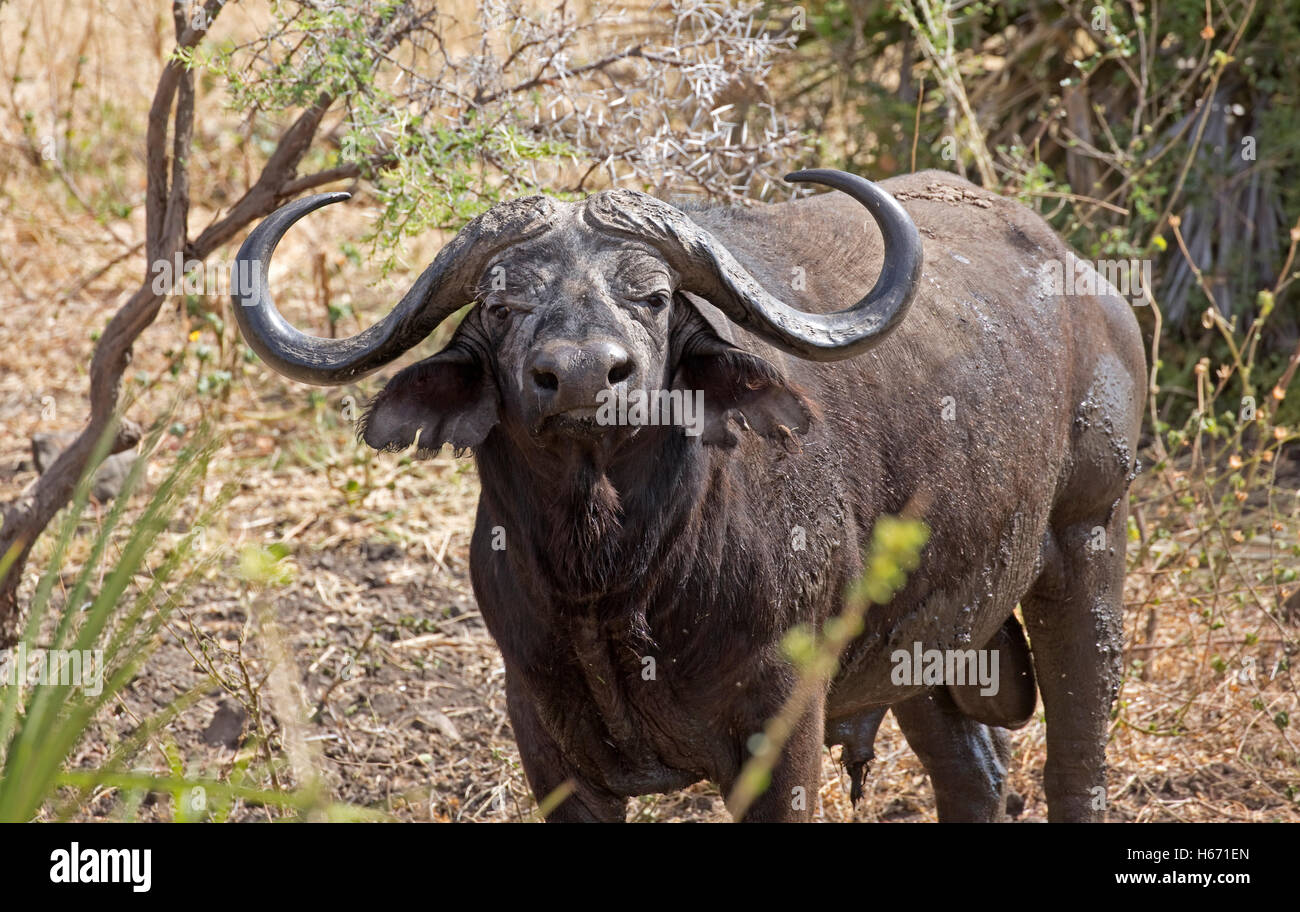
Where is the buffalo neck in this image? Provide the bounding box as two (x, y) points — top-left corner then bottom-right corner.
(473, 421), (722, 628)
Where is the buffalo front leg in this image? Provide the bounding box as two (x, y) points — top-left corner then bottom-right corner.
(1021, 518), (1125, 821)
(724, 690), (826, 822)
(505, 674), (627, 822)
(892, 688), (1012, 821)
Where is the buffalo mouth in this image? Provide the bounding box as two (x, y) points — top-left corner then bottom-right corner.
(531, 399), (660, 448)
(536, 408), (629, 442)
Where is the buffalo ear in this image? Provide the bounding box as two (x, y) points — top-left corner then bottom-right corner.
(674, 333), (816, 449)
(360, 346), (498, 455)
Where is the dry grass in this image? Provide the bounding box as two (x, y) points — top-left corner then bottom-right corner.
(1, 0), (1297, 822)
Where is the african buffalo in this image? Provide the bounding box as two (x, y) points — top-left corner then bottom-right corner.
(231, 168), (1145, 821)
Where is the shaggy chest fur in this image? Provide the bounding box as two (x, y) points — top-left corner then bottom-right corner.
(468, 435), (857, 793)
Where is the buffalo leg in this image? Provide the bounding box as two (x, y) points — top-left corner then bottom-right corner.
(1021, 517), (1125, 822)
(892, 688), (1011, 822)
(725, 692), (826, 822)
(505, 675), (627, 822)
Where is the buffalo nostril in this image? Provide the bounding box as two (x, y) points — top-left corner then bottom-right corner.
(532, 370), (559, 392)
(607, 359), (634, 385)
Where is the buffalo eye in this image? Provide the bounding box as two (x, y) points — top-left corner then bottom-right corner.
(487, 302), (511, 321)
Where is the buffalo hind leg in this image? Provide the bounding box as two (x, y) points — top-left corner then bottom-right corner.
(1021, 518), (1125, 822)
(892, 688), (1012, 822)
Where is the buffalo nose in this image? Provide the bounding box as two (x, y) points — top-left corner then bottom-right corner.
(527, 339), (635, 410)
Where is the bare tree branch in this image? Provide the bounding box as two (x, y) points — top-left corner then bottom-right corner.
(0, 0), (806, 642)
(0, 0), (232, 641)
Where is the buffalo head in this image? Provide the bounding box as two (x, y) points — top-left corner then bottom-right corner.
(230, 170), (923, 459)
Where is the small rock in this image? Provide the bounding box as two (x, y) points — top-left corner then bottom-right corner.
(421, 710), (461, 743)
(362, 541), (401, 562)
(201, 700), (247, 749)
(1280, 588), (1300, 623)
(32, 432), (71, 473)
(31, 432), (140, 502)
(1005, 791), (1025, 819)
(91, 451), (137, 502)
